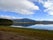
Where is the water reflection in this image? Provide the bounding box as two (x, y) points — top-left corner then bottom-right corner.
(27, 24), (53, 30)
(11, 24), (53, 30)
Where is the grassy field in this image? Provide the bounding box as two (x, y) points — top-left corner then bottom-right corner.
(0, 26), (53, 40)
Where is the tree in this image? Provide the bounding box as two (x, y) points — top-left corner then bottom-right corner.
(0, 18), (13, 26)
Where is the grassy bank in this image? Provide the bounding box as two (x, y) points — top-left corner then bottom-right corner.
(0, 26), (53, 39)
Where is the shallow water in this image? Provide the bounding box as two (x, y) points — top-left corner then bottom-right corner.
(27, 24), (53, 30)
(11, 24), (53, 30)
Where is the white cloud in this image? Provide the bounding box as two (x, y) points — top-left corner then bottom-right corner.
(36, 0), (53, 15)
(0, 15), (17, 19)
(0, 0), (39, 15)
(43, 0), (53, 15)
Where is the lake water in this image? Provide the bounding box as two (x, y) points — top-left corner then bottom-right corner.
(11, 24), (53, 30)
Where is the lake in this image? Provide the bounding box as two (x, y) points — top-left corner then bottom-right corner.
(11, 24), (53, 30)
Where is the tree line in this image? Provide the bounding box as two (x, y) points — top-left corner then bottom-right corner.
(0, 18), (13, 26)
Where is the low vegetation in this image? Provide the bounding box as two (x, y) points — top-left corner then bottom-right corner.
(0, 26), (53, 40)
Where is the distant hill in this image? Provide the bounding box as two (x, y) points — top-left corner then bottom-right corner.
(12, 18), (36, 26)
(1, 18), (53, 26)
(12, 18), (53, 26)
(13, 18), (35, 22)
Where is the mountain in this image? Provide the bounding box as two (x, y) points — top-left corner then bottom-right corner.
(13, 18), (35, 22)
(12, 18), (53, 26)
(12, 18), (36, 26)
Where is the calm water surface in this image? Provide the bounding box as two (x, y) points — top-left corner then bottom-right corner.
(11, 24), (53, 30)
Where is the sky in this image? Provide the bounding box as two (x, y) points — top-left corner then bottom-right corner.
(0, 0), (53, 21)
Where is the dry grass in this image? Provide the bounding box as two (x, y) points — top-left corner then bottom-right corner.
(0, 26), (53, 40)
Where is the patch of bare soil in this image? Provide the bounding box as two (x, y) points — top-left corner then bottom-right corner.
(0, 31), (52, 40)
(0, 31), (37, 40)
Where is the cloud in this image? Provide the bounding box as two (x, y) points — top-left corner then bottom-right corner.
(32, 0), (53, 15)
(0, 15), (18, 19)
(0, 0), (39, 15)
(43, 0), (53, 15)
(0, 15), (24, 19)
(36, 0), (53, 15)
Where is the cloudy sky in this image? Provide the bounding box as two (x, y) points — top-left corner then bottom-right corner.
(0, 0), (53, 20)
